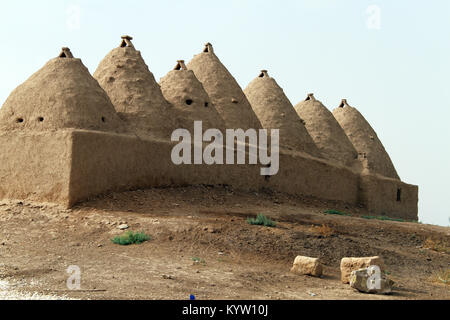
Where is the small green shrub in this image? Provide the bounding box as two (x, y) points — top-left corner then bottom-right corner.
(112, 231), (151, 246)
(247, 214), (276, 227)
(324, 210), (350, 216)
(362, 215), (405, 222)
(192, 257), (207, 265)
(431, 269), (450, 285)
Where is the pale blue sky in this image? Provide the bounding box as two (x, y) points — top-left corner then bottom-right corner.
(0, 1), (448, 226)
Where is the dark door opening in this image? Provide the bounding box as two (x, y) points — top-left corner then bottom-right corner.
(397, 189), (402, 202)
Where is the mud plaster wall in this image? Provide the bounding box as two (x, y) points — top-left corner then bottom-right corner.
(68, 130), (262, 206)
(0, 131), (72, 206)
(0, 130), (417, 220)
(358, 174), (418, 220)
(67, 130), (359, 207)
(269, 152), (359, 204)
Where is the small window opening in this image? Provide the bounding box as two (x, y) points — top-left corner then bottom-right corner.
(397, 189), (402, 202)
(101, 117), (106, 123)
(38, 117), (44, 122)
(204, 102), (209, 107)
(186, 99), (193, 106)
(16, 118), (24, 123)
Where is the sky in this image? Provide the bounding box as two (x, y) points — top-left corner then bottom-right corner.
(0, 0), (449, 226)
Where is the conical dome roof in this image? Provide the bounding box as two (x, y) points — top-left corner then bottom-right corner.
(295, 94), (358, 167)
(0, 48), (127, 133)
(94, 36), (176, 140)
(187, 43), (262, 130)
(333, 99), (400, 179)
(244, 71), (322, 157)
(159, 60), (226, 133)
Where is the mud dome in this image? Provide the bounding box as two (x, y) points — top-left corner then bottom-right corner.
(0, 48), (127, 134)
(245, 70), (322, 158)
(94, 36), (176, 141)
(333, 100), (400, 180)
(187, 43), (262, 131)
(295, 94), (358, 168)
(0, 39), (418, 220)
(160, 60), (226, 134)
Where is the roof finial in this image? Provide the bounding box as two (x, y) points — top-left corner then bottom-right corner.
(174, 60), (187, 71)
(120, 35), (134, 48)
(203, 42), (214, 53)
(59, 47), (74, 58)
(339, 99), (350, 108)
(259, 70), (269, 78)
(306, 93), (316, 101)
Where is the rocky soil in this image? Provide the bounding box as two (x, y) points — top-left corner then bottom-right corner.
(0, 186), (448, 300)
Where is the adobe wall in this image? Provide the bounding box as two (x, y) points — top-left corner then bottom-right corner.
(269, 152), (359, 204)
(358, 174), (418, 220)
(67, 130), (359, 207)
(68, 130), (263, 206)
(0, 129), (418, 221)
(0, 131), (73, 206)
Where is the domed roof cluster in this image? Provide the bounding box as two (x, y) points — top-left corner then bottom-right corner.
(0, 37), (400, 180)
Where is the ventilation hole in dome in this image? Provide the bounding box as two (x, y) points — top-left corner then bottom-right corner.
(38, 117), (44, 122)
(232, 98), (238, 104)
(186, 99), (193, 106)
(16, 118), (24, 123)
(204, 102), (209, 107)
(59, 47), (74, 58)
(101, 117), (106, 123)
(120, 40), (127, 48)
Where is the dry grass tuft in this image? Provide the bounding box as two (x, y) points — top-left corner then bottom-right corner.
(309, 224), (334, 237)
(423, 238), (449, 254)
(430, 269), (450, 286)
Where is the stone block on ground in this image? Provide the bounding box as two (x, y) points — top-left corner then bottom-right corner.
(290, 256), (323, 277)
(340, 256), (385, 283)
(350, 267), (394, 294)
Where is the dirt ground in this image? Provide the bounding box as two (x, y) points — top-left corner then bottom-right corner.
(0, 185), (448, 300)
